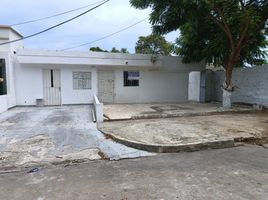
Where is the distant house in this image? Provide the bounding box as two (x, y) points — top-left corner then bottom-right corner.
(0, 26), (205, 113)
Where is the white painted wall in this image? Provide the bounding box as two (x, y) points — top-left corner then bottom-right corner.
(61, 66), (97, 105)
(15, 63), (43, 105)
(95, 56), (205, 104)
(93, 94), (104, 122)
(113, 68), (189, 103)
(0, 95), (8, 113)
(0, 27), (23, 113)
(188, 71), (201, 102)
(15, 63), (97, 105)
(0, 27), (23, 52)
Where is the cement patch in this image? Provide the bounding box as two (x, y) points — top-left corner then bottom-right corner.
(99, 112), (268, 152)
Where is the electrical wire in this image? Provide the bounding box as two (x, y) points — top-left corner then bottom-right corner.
(61, 17), (148, 51)
(11, 0), (106, 26)
(0, 0), (110, 46)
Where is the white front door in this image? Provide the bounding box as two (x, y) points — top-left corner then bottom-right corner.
(43, 69), (61, 105)
(98, 71), (115, 103)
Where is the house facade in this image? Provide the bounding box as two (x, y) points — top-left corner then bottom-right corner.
(0, 26), (206, 113)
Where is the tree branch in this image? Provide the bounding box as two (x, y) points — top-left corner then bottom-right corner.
(213, 6), (235, 51)
(238, 0), (245, 9)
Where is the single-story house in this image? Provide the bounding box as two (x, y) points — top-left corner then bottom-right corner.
(0, 26), (206, 113)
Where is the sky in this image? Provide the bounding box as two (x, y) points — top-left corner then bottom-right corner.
(0, 0), (179, 53)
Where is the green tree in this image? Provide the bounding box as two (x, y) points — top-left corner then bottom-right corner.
(131, 0), (267, 106)
(120, 48), (129, 54)
(90, 47), (129, 53)
(89, 46), (108, 52)
(135, 34), (172, 55)
(110, 47), (121, 53)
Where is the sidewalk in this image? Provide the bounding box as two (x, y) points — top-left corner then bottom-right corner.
(98, 112), (268, 152)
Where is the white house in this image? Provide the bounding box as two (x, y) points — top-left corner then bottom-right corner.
(0, 26), (206, 113)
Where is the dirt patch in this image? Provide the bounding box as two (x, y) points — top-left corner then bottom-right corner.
(98, 150), (108, 160)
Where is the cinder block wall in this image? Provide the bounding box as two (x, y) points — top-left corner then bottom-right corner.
(209, 65), (268, 107)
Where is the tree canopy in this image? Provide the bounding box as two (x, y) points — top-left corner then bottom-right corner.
(89, 47), (109, 52)
(130, 0), (268, 90)
(90, 46), (129, 53)
(135, 34), (172, 55)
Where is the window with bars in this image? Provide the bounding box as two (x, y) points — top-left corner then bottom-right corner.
(0, 59), (7, 95)
(124, 71), (140, 87)
(73, 72), (91, 90)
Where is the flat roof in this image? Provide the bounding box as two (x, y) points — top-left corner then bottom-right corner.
(0, 25), (23, 38)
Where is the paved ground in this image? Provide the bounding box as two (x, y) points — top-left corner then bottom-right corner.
(104, 102), (254, 121)
(0, 145), (267, 200)
(99, 112), (268, 152)
(0, 106), (153, 170)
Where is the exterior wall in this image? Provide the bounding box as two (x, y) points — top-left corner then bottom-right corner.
(61, 66), (97, 105)
(16, 50), (205, 105)
(210, 65), (268, 107)
(15, 63), (43, 105)
(15, 63), (97, 106)
(0, 29), (11, 52)
(0, 28), (23, 52)
(0, 27), (23, 113)
(109, 57), (205, 103)
(9, 31), (23, 51)
(113, 69), (189, 103)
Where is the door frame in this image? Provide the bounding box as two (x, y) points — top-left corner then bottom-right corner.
(43, 69), (62, 106)
(97, 70), (115, 103)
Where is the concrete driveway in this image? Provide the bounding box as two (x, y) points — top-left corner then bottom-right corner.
(0, 106), (152, 171)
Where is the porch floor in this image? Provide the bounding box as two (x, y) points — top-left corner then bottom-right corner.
(103, 102), (255, 121)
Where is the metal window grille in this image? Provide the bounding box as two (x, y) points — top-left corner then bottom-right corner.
(73, 72), (92, 89)
(124, 71), (139, 87)
(0, 59), (7, 95)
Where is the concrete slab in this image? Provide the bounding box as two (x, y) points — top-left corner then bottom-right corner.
(0, 106), (154, 171)
(104, 102), (255, 121)
(99, 112), (268, 153)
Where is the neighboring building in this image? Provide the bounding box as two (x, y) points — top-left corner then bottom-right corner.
(0, 26), (205, 113)
(0, 26), (23, 113)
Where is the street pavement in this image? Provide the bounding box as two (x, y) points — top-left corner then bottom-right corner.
(0, 145), (267, 200)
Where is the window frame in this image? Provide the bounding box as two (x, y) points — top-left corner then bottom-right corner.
(123, 71), (140, 87)
(72, 71), (92, 90)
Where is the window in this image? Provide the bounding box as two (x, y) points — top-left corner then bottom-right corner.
(124, 71), (139, 87)
(0, 59), (7, 95)
(73, 72), (91, 90)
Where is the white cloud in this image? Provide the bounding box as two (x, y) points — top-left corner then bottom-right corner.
(1, 0), (179, 53)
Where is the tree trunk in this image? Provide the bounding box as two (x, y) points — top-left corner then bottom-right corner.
(222, 64), (232, 108)
(222, 50), (239, 108)
(224, 54), (236, 91)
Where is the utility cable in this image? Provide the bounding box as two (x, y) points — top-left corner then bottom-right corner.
(11, 0), (106, 26)
(0, 0), (110, 46)
(61, 17), (148, 51)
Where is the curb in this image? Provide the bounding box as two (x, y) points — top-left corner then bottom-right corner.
(105, 109), (260, 122)
(103, 132), (235, 153)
